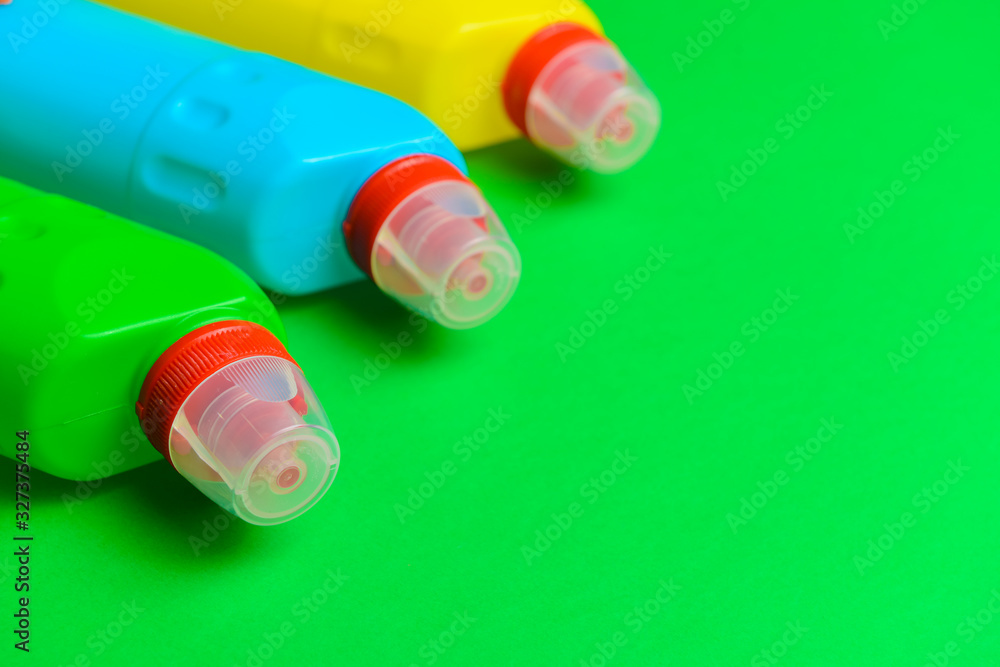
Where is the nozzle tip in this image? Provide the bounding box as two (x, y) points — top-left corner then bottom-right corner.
(344, 155), (521, 328)
(137, 322), (340, 525)
(504, 23), (661, 173)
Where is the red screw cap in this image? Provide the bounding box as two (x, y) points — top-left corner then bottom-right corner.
(502, 22), (662, 173)
(342, 154), (521, 329)
(343, 154), (469, 280)
(135, 320), (296, 462)
(503, 22), (606, 137)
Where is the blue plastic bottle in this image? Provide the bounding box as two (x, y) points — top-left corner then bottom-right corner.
(0, 0), (520, 329)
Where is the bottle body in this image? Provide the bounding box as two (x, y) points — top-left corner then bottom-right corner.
(0, 177), (286, 481)
(0, 0), (468, 297)
(98, 0), (605, 152)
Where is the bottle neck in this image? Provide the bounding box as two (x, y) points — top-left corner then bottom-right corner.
(502, 22), (606, 137)
(135, 320), (296, 463)
(341, 154), (521, 330)
(342, 153), (470, 278)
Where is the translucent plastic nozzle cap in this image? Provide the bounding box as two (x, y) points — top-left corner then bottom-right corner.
(503, 23), (661, 174)
(135, 321), (340, 526)
(344, 155), (521, 329)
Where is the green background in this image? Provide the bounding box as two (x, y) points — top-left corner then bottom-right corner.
(9, 0), (1000, 664)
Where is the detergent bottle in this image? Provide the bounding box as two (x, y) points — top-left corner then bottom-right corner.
(0, 177), (340, 525)
(95, 0), (661, 173)
(0, 0), (520, 330)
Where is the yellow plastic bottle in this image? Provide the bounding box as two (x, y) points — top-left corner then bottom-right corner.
(100, 0), (661, 173)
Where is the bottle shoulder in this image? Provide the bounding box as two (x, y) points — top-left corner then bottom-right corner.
(0, 193), (265, 339)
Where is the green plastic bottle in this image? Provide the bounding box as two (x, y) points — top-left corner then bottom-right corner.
(0, 177), (340, 525)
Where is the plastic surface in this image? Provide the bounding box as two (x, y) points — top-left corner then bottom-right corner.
(516, 30), (662, 173)
(345, 155), (520, 328)
(0, 0), (470, 307)
(0, 177), (289, 482)
(95, 0), (608, 151)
